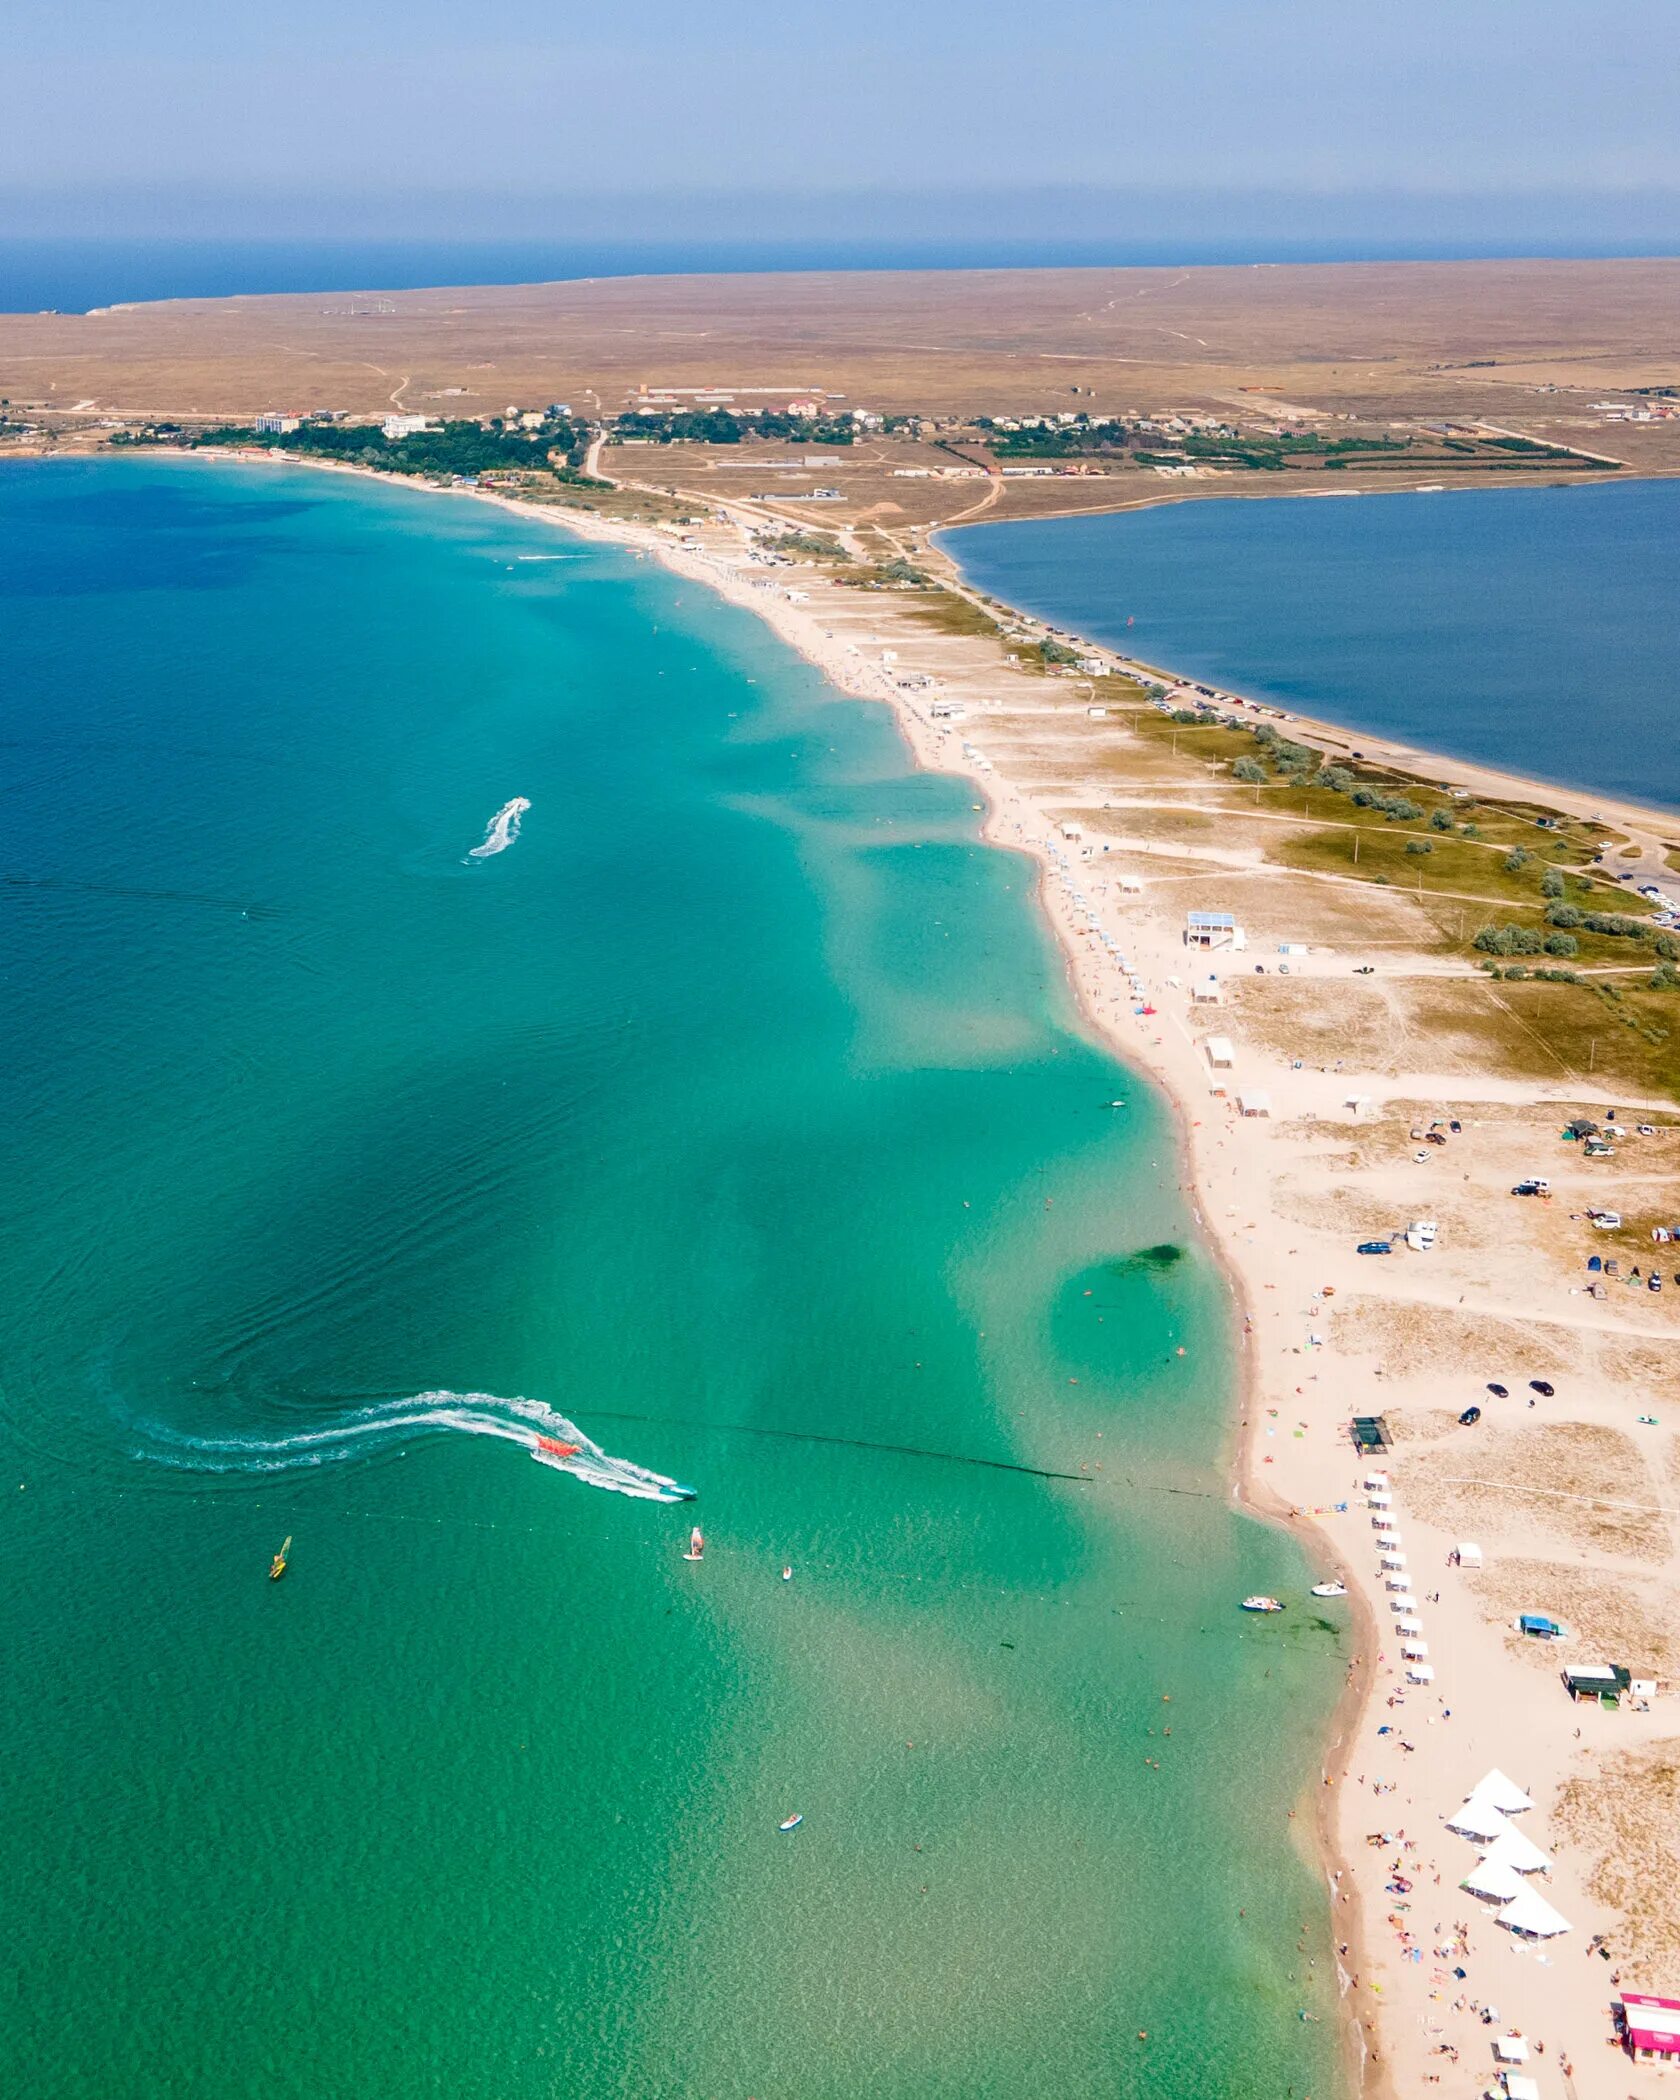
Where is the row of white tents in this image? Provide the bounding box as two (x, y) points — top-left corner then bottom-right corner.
(1445, 1769), (1572, 1939)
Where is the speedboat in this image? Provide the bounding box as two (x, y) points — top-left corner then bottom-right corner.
(1311, 1581), (1347, 1598)
(1241, 1595), (1285, 1614)
(533, 1434), (581, 1462)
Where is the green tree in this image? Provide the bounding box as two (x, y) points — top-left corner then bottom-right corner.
(1540, 868), (1565, 899)
(1543, 933), (1579, 957)
(1429, 807), (1454, 832)
(1233, 758), (1266, 784)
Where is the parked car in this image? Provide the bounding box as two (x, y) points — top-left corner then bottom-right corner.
(1511, 1179), (1551, 1197)
(1425, 1131), (1447, 1147)
(1591, 1212), (1624, 1230)
(1653, 1275), (1665, 1293)
(1356, 1240), (1393, 1255)
(1458, 1406), (1482, 1426)
(1487, 1383), (1509, 1398)
(1530, 1380), (1555, 1397)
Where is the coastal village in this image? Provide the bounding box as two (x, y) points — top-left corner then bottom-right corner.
(6, 259), (1680, 2100)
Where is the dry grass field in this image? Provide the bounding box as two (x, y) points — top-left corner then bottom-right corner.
(5, 258), (1680, 527)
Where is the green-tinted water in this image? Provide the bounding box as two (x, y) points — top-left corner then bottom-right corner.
(1, 461), (1343, 2097)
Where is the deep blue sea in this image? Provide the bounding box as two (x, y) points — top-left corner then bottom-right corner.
(943, 480), (1680, 815)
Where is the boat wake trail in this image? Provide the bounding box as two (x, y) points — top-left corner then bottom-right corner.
(466, 798), (530, 861)
(140, 1391), (695, 1502)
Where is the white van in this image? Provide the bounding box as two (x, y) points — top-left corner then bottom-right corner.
(1405, 1219), (1439, 1252)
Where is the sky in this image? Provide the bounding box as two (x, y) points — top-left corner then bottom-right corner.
(6, 0), (1680, 242)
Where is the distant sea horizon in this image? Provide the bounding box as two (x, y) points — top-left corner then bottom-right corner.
(5, 230), (1680, 314)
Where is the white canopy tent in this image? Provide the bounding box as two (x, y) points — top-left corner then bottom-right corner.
(1502, 2074), (1541, 2100)
(1401, 1640), (1429, 1660)
(1480, 1826), (1552, 1876)
(1494, 2034), (1529, 2064)
(1447, 1798), (1512, 1842)
(1464, 1856), (1527, 1903)
(1380, 1551), (1408, 1569)
(1396, 1615), (1425, 1636)
(1456, 1541), (1483, 1569)
(1406, 1662), (1436, 1684)
(1468, 1769), (1536, 1815)
(1499, 1887), (1572, 1938)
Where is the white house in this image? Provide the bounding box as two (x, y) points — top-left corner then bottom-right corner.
(1186, 911), (1246, 952)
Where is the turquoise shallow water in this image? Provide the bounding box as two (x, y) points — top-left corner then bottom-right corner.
(1, 460), (1343, 2098)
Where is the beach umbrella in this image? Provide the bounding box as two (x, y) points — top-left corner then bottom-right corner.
(1447, 1797), (1512, 1842)
(1480, 1826), (1552, 1875)
(1467, 1768), (1536, 1815)
(1463, 1856), (1526, 1903)
(1498, 1887), (1572, 1938)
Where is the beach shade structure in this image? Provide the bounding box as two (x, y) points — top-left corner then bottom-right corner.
(1396, 1616), (1425, 1637)
(1362, 1472), (1390, 1491)
(1494, 2034), (1529, 2064)
(1401, 1640), (1430, 1660)
(1366, 1489), (1393, 1509)
(1380, 1551), (1408, 1569)
(1480, 1826), (1553, 1876)
(1621, 1993), (1680, 2063)
(1498, 1887), (1572, 1939)
(1406, 1662), (1436, 1684)
(1501, 2075), (1541, 2100)
(1457, 1542), (1484, 1569)
(1385, 1572), (1413, 1592)
(1468, 1769), (1536, 1815)
(1463, 1855), (1527, 1904)
(1447, 1797), (1513, 1842)
(1388, 1594), (1417, 1614)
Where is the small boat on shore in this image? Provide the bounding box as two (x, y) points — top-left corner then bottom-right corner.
(682, 1527), (705, 1562)
(779, 1814), (803, 1833)
(1241, 1595), (1285, 1614)
(1311, 1581), (1348, 1599)
(269, 1535), (291, 1581)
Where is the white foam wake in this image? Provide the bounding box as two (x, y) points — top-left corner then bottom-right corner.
(466, 798), (530, 860)
(143, 1391), (695, 1502)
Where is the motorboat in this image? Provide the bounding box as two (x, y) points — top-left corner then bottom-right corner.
(778, 1814), (803, 1833)
(1241, 1595), (1285, 1614)
(1311, 1581), (1348, 1598)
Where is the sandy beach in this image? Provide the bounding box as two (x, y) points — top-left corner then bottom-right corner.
(192, 446), (1680, 2098)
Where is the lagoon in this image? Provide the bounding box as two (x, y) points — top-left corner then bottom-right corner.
(944, 479), (1680, 814)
